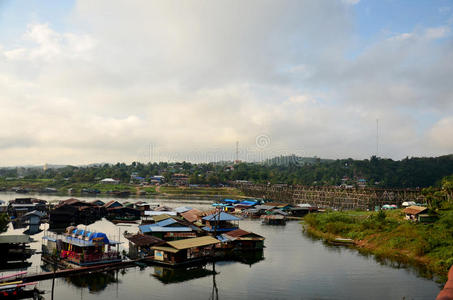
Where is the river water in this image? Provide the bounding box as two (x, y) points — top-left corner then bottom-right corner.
(0, 193), (441, 299)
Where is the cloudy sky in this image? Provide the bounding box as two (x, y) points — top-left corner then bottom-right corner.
(0, 0), (452, 166)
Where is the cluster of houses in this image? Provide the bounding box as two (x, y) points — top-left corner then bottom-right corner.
(123, 205), (265, 266)
(211, 199), (318, 225)
(49, 198), (157, 228)
(40, 202), (266, 267)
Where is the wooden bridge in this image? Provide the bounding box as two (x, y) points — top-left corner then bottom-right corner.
(237, 184), (427, 210)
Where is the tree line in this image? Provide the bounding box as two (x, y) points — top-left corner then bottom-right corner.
(0, 154), (452, 188)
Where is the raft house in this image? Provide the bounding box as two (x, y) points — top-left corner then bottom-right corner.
(42, 227), (122, 266)
(201, 212), (241, 233)
(150, 236), (220, 266)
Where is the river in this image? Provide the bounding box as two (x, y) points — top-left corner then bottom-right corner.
(0, 193), (441, 299)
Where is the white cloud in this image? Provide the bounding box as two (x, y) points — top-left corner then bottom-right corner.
(0, 0), (451, 165)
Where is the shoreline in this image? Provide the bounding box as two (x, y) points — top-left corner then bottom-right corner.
(303, 222), (445, 283)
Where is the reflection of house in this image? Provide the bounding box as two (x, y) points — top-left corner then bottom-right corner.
(151, 236), (220, 265)
(222, 229), (265, 250)
(201, 212), (240, 233)
(152, 265), (215, 284)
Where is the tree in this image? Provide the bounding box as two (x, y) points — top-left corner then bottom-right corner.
(0, 213), (9, 233)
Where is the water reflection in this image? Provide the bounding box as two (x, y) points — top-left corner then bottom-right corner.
(65, 270), (120, 293)
(152, 265), (216, 284)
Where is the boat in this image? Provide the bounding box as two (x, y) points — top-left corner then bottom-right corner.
(42, 227), (122, 267)
(0, 281), (39, 298)
(0, 271), (27, 283)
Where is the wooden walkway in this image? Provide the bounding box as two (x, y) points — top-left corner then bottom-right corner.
(22, 259), (141, 283)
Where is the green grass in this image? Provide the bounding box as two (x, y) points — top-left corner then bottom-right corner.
(159, 186), (243, 197)
(0, 178), (241, 197)
(304, 209), (453, 280)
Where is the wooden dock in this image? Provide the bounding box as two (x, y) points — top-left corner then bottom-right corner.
(21, 259), (141, 283)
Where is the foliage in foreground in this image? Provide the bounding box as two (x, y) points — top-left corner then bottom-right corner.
(0, 213), (9, 233)
(305, 208), (453, 278)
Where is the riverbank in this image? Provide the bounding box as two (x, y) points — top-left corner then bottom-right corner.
(0, 178), (244, 199)
(303, 209), (453, 282)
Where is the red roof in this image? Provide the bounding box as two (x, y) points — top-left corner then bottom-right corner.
(180, 208), (202, 223)
(125, 233), (164, 247)
(225, 229), (250, 238)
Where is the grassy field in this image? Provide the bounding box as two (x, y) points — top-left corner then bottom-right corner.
(304, 209), (453, 281)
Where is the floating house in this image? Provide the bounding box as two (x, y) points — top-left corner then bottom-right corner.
(0, 235), (33, 264)
(151, 236), (220, 266)
(124, 232), (164, 258)
(222, 229), (265, 250)
(49, 199), (105, 228)
(261, 214), (286, 225)
(42, 227), (121, 266)
(106, 207), (141, 222)
(90, 200), (105, 207)
(139, 218), (198, 240)
(201, 212), (241, 233)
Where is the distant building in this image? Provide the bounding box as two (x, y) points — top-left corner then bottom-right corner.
(171, 174), (189, 186)
(100, 178), (120, 184)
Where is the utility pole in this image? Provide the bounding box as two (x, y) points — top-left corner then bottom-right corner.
(376, 119), (379, 157)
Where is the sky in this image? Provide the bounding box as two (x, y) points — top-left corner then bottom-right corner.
(0, 0), (452, 166)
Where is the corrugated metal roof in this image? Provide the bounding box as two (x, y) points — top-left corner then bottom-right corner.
(0, 235), (32, 244)
(154, 218), (178, 227)
(403, 206), (428, 215)
(144, 211), (177, 216)
(174, 206), (192, 213)
(224, 229), (250, 238)
(151, 246), (179, 253)
(180, 209), (202, 223)
(152, 214), (173, 222)
(167, 236), (220, 250)
(202, 212), (241, 221)
(139, 225), (193, 233)
(125, 233), (164, 247)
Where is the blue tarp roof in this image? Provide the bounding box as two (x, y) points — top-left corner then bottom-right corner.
(139, 224), (193, 233)
(216, 235), (230, 243)
(202, 226), (238, 232)
(202, 212), (241, 221)
(223, 199), (239, 204)
(153, 218), (178, 227)
(238, 200), (258, 206)
(89, 232), (110, 244)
